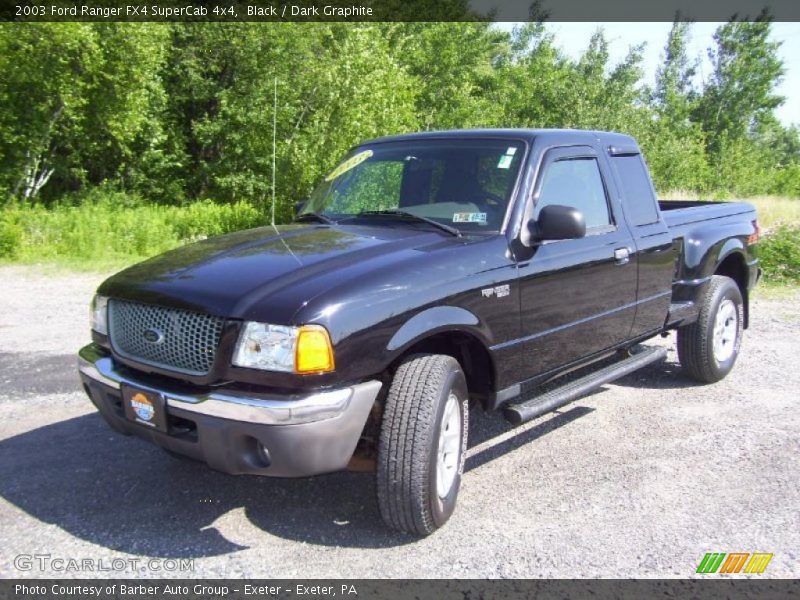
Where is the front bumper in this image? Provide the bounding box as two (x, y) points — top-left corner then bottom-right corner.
(78, 344), (382, 477)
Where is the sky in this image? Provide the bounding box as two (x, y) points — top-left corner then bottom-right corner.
(499, 22), (800, 127)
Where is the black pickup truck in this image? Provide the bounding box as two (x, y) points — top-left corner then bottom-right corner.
(79, 129), (760, 535)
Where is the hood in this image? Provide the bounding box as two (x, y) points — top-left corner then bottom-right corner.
(98, 223), (454, 322)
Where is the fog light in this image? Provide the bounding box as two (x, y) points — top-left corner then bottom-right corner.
(257, 443), (271, 467)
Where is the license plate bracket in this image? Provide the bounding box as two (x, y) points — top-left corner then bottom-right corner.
(122, 385), (168, 433)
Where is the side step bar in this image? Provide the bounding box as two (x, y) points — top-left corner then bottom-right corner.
(504, 346), (667, 425)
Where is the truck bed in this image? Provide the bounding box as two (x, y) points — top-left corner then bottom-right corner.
(659, 199), (756, 229)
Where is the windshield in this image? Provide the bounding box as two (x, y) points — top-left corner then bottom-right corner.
(302, 139), (526, 233)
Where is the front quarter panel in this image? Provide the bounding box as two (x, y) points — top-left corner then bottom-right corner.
(294, 235), (520, 388)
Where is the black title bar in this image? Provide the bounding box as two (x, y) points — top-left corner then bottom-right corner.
(3, 579), (800, 600)
(3, 0), (800, 22)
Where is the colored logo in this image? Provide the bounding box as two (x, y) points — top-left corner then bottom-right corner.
(131, 392), (155, 422)
(143, 328), (164, 344)
(697, 552), (773, 574)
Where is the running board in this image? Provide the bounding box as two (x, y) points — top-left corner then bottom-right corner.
(504, 346), (667, 425)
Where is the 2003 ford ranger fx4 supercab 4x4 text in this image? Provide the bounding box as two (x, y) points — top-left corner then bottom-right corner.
(79, 129), (760, 535)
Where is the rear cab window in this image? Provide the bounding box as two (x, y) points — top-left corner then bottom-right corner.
(609, 154), (659, 226)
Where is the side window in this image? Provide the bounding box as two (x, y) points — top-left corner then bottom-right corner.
(611, 154), (659, 226)
(536, 157), (611, 230)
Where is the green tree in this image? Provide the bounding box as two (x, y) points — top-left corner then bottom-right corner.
(644, 19), (710, 193)
(161, 23), (417, 217)
(0, 23), (169, 203)
(283, 24), (418, 215)
(696, 12), (784, 155)
(653, 19), (698, 129)
(1, 20), (797, 213)
(497, 22), (575, 128)
(559, 31), (649, 134)
(388, 22), (506, 129)
(79, 24), (170, 194)
(0, 24), (99, 202)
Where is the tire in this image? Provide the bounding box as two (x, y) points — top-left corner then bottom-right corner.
(377, 354), (469, 536)
(677, 275), (744, 383)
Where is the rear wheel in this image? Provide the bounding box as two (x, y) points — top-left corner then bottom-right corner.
(376, 354), (468, 536)
(677, 275), (744, 383)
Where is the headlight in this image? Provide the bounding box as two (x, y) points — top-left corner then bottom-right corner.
(91, 295), (109, 335)
(233, 322), (335, 374)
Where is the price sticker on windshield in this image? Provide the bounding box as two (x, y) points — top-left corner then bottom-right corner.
(325, 150), (373, 181)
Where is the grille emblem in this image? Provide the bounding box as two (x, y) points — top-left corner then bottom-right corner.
(143, 328), (165, 344)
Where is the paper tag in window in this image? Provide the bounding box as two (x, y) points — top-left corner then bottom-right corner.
(453, 212), (487, 224)
(325, 150), (373, 182)
(505, 146), (517, 156)
(497, 154), (513, 169)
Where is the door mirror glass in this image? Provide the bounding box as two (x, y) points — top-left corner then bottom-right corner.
(294, 199), (307, 215)
(528, 204), (586, 243)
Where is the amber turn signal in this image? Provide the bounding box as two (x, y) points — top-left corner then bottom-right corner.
(747, 219), (760, 245)
(295, 325), (335, 373)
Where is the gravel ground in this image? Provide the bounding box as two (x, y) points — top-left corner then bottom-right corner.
(0, 265), (798, 579)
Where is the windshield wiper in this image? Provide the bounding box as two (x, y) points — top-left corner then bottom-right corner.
(356, 210), (462, 237)
(295, 212), (335, 224)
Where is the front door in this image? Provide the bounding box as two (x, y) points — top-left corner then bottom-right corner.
(513, 146), (638, 381)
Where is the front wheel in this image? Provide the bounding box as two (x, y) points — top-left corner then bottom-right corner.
(376, 354), (469, 536)
(677, 275), (744, 383)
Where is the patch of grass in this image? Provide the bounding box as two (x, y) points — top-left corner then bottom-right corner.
(746, 196), (800, 231)
(663, 191), (800, 284)
(1, 197), (268, 266)
(753, 280), (800, 301)
(663, 191), (800, 229)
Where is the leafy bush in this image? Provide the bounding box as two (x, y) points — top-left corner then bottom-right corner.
(171, 200), (264, 240)
(0, 214), (22, 258)
(760, 225), (800, 283)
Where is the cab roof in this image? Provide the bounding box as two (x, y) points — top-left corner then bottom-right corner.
(360, 128), (640, 154)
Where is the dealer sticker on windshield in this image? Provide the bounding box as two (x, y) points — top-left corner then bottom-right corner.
(497, 154), (514, 169)
(324, 149), (373, 182)
(453, 212), (487, 224)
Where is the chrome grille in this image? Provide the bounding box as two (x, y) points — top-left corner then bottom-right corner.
(108, 299), (225, 375)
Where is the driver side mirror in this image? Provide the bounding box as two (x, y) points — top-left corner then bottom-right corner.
(294, 199), (307, 216)
(527, 204), (586, 245)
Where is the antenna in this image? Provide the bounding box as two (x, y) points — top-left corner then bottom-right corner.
(271, 76), (277, 228)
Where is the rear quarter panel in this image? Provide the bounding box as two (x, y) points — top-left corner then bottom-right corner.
(664, 203), (759, 309)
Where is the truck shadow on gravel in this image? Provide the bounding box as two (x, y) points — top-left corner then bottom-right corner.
(612, 356), (704, 390)
(465, 405), (595, 472)
(0, 410), (422, 556)
(0, 405), (596, 557)
(0, 351), (697, 558)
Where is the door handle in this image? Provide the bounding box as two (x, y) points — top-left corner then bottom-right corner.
(614, 247), (631, 265)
